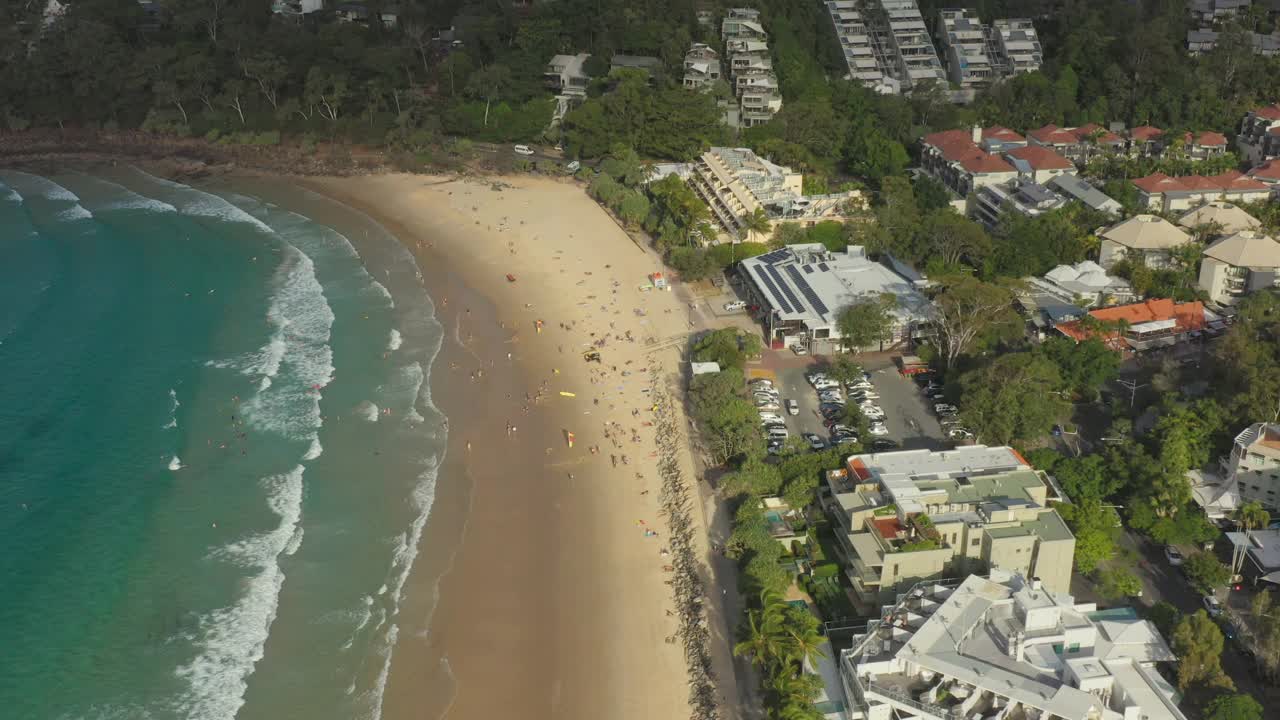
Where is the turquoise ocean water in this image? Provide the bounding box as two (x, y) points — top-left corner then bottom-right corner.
(0, 168), (447, 720)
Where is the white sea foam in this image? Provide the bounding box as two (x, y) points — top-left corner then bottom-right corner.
(174, 465), (305, 720)
(354, 401), (380, 422)
(302, 438), (323, 461)
(164, 388), (180, 429)
(1, 187), (21, 203)
(103, 195), (179, 213)
(169, 456), (183, 471)
(239, 244), (335, 442)
(387, 329), (402, 352)
(56, 205), (93, 222)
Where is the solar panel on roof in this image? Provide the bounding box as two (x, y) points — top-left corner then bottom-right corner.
(803, 265), (814, 274)
(757, 248), (790, 265)
(752, 265), (793, 314)
(767, 265), (805, 313)
(784, 265), (829, 317)
(818, 263), (830, 272)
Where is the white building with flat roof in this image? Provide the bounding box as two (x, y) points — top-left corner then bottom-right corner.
(841, 572), (1187, 720)
(739, 245), (931, 353)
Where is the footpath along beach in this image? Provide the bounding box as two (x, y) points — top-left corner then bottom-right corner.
(302, 173), (734, 720)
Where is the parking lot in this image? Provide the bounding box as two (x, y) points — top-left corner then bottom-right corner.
(756, 354), (950, 453)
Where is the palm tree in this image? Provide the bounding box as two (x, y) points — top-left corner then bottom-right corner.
(782, 612), (827, 668)
(739, 207), (772, 244)
(734, 590), (787, 669)
(1240, 501), (1271, 534)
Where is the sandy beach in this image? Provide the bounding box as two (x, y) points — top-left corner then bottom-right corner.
(301, 173), (724, 720)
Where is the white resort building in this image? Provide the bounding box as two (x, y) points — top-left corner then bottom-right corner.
(686, 147), (862, 243)
(840, 572), (1188, 720)
(739, 244), (931, 353)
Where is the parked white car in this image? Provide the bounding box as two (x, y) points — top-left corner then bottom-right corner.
(723, 301), (747, 312)
(513, 144), (535, 156)
(868, 423), (890, 436)
(786, 399), (799, 416)
(759, 413), (785, 425)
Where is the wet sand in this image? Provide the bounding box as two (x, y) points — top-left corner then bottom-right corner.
(302, 174), (709, 720)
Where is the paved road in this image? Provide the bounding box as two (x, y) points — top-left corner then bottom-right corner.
(1072, 531), (1279, 705)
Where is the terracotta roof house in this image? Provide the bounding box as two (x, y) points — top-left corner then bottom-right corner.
(1098, 214), (1192, 269)
(1057, 299), (1209, 352)
(1238, 104), (1280, 166)
(1004, 144), (1077, 183)
(1131, 170), (1273, 212)
(1177, 202), (1261, 236)
(919, 127), (1020, 209)
(1028, 123), (1124, 163)
(1248, 158), (1280, 191)
(1200, 231), (1280, 305)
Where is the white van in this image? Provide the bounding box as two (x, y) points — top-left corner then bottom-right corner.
(513, 144), (535, 156)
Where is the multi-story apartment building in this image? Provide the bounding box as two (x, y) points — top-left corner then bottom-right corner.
(1187, 28), (1280, 57)
(825, 1), (889, 90)
(822, 446), (1074, 607)
(919, 127), (1022, 207)
(840, 573), (1188, 720)
(1131, 171), (1273, 212)
(722, 8), (783, 127)
(1004, 144), (1076, 184)
(685, 147), (863, 242)
(682, 43), (721, 90)
(935, 9), (996, 91)
(1225, 423), (1280, 509)
(1199, 230), (1280, 305)
(973, 178), (1065, 229)
(988, 18), (1042, 75)
(1237, 104), (1280, 166)
(878, 0), (949, 90)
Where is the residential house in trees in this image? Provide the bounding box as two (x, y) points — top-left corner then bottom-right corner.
(1238, 104), (1280, 166)
(1131, 171), (1273, 212)
(1003, 144), (1077, 184)
(1027, 123), (1125, 164)
(1097, 214), (1192, 269)
(935, 9), (997, 94)
(1056, 299), (1211, 353)
(1177, 201), (1262, 237)
(1199, 230), (1280, 305)
(1127, 126), (1229, 161)
(822, 446), (1074, 607)
(1221, 423), (1280, 512)
(722, 8), (782, 127)
(682, 44), (722, 90)
(1248, 158), (1280, 192)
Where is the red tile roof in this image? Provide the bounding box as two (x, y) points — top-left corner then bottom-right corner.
(1191, 131), (1228, 147)
(1131, 172), (1185, 193)
(922, 128), (1015, 174)
(1028, 124), (1077, 145)
(1005, 145), (1075, 170)
(1128, 125), (1164, 142)
(1249, 159), (1280, 181)
(1073, 123), (1123, 145)
(1057, 299), (1206, 349)
(1132, 171), (1271, 194)
(1257, 105), (1280, 121)
(983, 126), (1025, 143)
(959, 150), (1015, 174)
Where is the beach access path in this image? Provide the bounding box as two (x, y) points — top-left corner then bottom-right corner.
(302, 173), (744, 720)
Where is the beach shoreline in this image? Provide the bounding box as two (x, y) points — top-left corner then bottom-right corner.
(298, 172), (723, 720)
